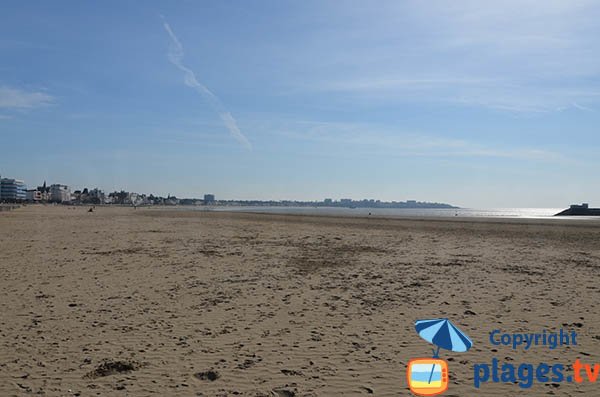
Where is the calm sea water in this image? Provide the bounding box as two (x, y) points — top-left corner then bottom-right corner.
(208, 206), (599, 219)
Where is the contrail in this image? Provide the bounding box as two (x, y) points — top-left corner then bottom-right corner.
(162, 20), (252, 150)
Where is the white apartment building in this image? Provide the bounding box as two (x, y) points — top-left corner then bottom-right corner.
(49, 184), (71, 203)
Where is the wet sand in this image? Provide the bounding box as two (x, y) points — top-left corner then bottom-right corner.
(1, 205), (600, 396)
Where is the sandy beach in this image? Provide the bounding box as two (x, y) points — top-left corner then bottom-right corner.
(1, 205), (600, 396)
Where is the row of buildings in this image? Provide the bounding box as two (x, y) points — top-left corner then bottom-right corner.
(30, 182), (71, 202)
(0, 174), (218, 206)
(1, 176), (71, 203)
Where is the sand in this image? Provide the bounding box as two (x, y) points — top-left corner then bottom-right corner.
(1, 205), (600, 396)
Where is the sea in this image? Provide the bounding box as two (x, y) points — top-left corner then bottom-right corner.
(208, 206), (600, 220)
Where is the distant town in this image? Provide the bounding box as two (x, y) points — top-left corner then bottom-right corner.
(0, 174), (457, 209)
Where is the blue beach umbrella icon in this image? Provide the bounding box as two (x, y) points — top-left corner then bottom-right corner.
(415, 318), (473, 383)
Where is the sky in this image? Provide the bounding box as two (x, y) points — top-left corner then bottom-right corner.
(1, 0), (600, 208)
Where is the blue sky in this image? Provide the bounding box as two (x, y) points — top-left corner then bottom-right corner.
(1, 1), (599, 207)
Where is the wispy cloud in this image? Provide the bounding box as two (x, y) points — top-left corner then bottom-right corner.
(289, 1), (600, 113)
(267, 119), (566, 162)
(162, 19), (252, 150)
(304, 75), (600, 113)
(0, 86), (54, 109)
(569, 102), (595, 112)
(318, 77), (494, 92)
